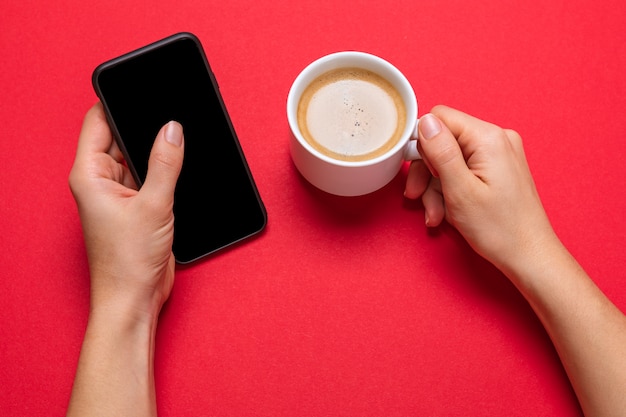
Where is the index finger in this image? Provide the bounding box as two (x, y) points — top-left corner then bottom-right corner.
(430, 105), (512, 161)
(430, 105), (495, 139)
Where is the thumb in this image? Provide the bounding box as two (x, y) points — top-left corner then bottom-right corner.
(140, 121), (184, 203)
(418, 113), (470, 186)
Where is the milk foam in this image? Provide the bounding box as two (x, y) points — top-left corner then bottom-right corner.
(297, 68), (406, 162)
(307, 79), (397, 157)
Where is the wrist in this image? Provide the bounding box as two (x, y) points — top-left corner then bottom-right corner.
(87, 282), (163, 340)
(87, 299), (159, 344)
(496, 228), (566, 291)
(70, 289), (159, 417)
(87, 266), (171, 326)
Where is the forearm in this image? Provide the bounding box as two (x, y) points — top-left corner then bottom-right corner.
(504, 236), (626, 417)
(67, 306), (159, 417)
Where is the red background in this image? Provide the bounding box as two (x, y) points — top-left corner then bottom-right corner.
(1, 1), (625, 416)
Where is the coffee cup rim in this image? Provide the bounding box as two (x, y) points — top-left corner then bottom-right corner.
(287, 51), (418, 167)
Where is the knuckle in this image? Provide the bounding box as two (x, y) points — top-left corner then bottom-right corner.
(434, 141), (462, 166)
(152, 148), (181, 171)
(504, 128), (521, 139)
(504, 128), (523, 145)
(68, 165), (87, 198)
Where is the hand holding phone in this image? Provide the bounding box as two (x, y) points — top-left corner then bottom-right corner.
(92, 33), (267, 263)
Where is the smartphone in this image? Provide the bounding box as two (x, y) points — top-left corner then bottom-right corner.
(92, 32), (267, 264)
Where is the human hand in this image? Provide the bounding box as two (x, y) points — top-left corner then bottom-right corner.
(404, 105), (556, 273)
(69, 103), (184, 320)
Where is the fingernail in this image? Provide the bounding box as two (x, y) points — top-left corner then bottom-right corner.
(425, 211), (431, 227)
(165, 121), (183, 147)
(419, 114), (441, 140)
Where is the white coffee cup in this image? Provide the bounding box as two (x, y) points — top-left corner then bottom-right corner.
(287, 51), (420, 197)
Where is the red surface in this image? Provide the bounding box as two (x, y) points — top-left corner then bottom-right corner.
(1, 1), (625, 416)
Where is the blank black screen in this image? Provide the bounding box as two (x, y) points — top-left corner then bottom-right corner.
(93, 33), (266, 263)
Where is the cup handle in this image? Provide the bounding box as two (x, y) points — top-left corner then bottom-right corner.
(403, 120), (421, 161)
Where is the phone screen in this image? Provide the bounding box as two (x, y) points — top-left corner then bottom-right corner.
(93, 33), (266, 263)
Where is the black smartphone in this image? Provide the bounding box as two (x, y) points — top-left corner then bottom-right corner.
(92, 32), (267, 264)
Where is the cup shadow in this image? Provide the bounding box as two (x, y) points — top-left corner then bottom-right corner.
(288, 155), (414, 229)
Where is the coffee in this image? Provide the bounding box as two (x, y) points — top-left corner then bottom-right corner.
(297, 67), (406, 162)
